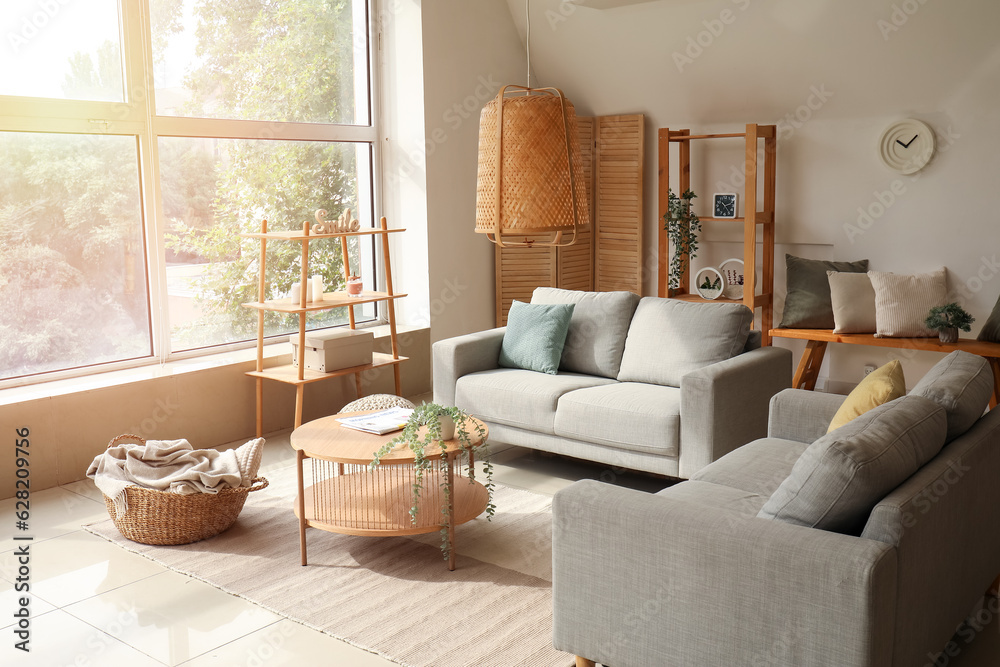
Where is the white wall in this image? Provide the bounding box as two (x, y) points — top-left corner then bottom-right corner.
(380, 0), (431, 327)
(487, 0), (1000, 390)
(418, 0), (532, 342)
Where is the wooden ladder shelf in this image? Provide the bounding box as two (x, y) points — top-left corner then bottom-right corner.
(657, 123), (776, 345)
(241, 216), (407, 436)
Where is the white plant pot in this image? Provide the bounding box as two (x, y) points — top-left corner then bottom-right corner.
(438, 415), (455, 441)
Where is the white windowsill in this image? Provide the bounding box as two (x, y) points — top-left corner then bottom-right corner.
(0, 323), (425, 407)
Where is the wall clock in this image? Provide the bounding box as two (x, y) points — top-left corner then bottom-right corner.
(878, 119), (935, 174)
(712, 193), (738, 219)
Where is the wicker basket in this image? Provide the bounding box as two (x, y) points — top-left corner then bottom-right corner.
(100, 434), (269, 546)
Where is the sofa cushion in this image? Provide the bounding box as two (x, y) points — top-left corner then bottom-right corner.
(757, 395), (947, 535)
(455, 368), (615, 433)
(827, 360), (906, 432)
(692, 437), (809, 497)
(531, 287), (641, 379)
(553, 382), (680, 456)
(656, 480), (768, 516)
(498, 301), (574, 374)
(909, 350), (993, 442)
(617, 298), (753, 387)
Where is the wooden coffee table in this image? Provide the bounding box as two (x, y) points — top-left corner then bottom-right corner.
(290, 411), (489, 570)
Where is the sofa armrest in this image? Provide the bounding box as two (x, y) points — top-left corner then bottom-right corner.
(678, 346), (792, 478)
(768, 388), (847, 443)
(432, 328), (506, 407)
(553, 480), (897, 667)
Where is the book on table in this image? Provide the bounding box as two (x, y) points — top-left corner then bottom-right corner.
(337, 407), (414, 435)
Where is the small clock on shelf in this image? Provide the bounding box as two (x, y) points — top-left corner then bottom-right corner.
(712, 193), (738, 219)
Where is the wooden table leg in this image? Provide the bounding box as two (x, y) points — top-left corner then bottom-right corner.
(576, 658), (596, 667)
(447, 455), (456, 571)
(294, 384), (305, 430)
(255, 377), (263, 438)
(793, 340), (828, 390)
(297, 449), (308, 566)
(987, 358), (999, 410)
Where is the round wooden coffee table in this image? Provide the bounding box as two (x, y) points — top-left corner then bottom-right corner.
(290, 411), (489, 570)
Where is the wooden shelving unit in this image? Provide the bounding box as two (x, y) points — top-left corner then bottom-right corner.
(241, 216), (407, 436)
(657, 123), (776, 345)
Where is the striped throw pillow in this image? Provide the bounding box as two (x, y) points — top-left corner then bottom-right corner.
(869, 268), (947, 337)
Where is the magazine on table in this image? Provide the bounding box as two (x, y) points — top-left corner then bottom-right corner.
(337, 406), (413, 435)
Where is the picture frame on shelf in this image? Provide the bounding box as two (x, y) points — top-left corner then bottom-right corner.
(695, 267), (725, 300)
(712, 193), (738, 219)
(719, 258), (745, 299)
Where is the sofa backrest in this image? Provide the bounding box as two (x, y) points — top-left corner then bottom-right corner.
(616, 297), (753, 387)
(530, 287), (640, 379)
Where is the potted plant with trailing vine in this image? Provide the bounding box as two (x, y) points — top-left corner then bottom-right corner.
(925, 302), (975, 344)
(369, 403), (494, 560)
(664, 188), (701, 292)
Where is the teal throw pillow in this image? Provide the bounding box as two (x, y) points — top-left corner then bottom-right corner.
(499, 301), (575, 374)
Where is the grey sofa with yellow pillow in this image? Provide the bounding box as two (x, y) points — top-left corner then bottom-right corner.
(553, 350), (999, 667)
(432, 288), (792, 479)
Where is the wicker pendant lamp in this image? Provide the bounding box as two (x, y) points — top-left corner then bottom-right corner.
(474, 0), (588, 248)
(475, 85), (589, 248)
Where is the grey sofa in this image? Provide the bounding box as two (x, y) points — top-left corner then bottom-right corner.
(552, 350), (999, 667)
(433, 288), (792, 479)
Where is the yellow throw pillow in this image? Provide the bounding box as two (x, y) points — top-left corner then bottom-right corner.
(827, 360), (906, 432)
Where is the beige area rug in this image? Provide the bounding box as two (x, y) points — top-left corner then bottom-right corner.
(86, 464), (572, 667)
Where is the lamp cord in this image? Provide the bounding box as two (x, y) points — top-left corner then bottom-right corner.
(526, 0), (531, 88)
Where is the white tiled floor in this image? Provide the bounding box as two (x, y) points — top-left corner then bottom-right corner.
(2, 434), (999, 665)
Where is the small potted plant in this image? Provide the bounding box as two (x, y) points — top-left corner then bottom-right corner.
(663, 188), (701, 292)
(369, 403), (494, 559)
(925, 302), (975, 344)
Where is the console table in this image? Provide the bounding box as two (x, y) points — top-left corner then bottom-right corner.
(771, 328), (1000, 408)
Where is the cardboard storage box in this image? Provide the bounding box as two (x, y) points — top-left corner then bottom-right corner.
(290, 329), (374, 372)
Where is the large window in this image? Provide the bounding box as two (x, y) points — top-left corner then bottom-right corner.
(0, 0), (378, 382)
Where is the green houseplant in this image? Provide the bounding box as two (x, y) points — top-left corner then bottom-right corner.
(663, 188), (701, 291)
(925, 302), (975, 344)
(369, 403), (494, 559)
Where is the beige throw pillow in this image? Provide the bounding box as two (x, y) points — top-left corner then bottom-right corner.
(828, 271), (877, 333)
(868, 268), (947, 337)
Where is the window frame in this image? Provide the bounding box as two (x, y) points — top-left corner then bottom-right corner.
(0, 0), (383, 387)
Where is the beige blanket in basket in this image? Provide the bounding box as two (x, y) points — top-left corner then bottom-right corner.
(87, 438), (264, 517)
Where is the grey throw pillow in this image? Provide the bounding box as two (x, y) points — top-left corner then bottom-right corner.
(757, 395), (947, 535)
(779, 254), (869, 329)
(498, 301), (575, 375)
(909, 350), (993, 442)
(978, 293), (1000, 343)
(531, 287), (640, 378)
(617, 298), (753, 387)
